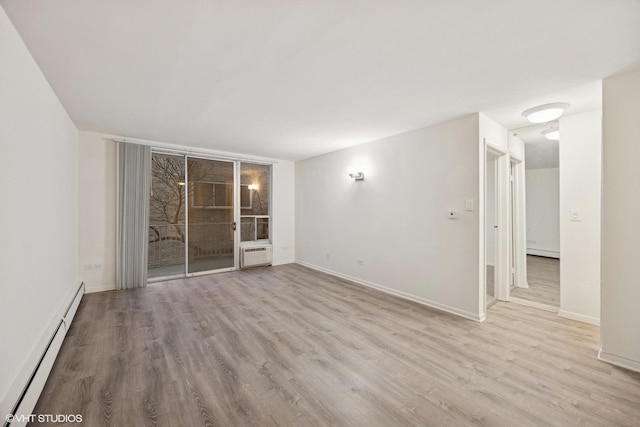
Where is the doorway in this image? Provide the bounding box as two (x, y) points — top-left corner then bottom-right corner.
(509, 125), (560, 309)
(484, 139), (510, 311)
(147, 153), (237, 280)
(485, 151), (498, 306)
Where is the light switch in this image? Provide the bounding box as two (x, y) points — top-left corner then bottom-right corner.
(570, 209), (582, 222)
(465, 199), (474, 211)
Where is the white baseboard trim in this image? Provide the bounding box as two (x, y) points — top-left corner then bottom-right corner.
(85, 283), (116, 293)
(526, 248), (560, 258)
(598, 350), (640, 373)
(558, 309), (600, 326)
(272, 259), (296, 266)
(295, 260), (483, 322)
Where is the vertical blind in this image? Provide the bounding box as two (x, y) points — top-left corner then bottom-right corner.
(116, 142), (151, 289)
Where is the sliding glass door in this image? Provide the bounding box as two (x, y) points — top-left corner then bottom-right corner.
(187, 158), (235, 273)
(148, 153), (186, 279)
(148, 153), (237, 280)
(147, 153), (274, 281)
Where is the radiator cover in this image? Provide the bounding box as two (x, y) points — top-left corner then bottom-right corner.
(241, 245), (273, 268)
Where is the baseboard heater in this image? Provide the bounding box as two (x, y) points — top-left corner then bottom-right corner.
(240, 244), (273, 268)
(4, 282), (84, 427)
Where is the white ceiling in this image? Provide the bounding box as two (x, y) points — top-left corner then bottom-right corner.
(483, 81), (602, 132)
(2, 0), (640, 161)
(486, 81), (602, 171)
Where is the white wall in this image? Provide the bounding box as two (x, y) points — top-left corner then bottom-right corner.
(600, 68), (640, 372)
(509, 134), (525, 160)
(480, 113), (510, 152)
(296, 114), (482, 320)
(0, 5), (78, 414)
(78, 132), (296, 292)
(559, 111), (601, 325)
(78, 132), (117, 292)
(525, 168), (560, 258)
(485, 158), (495, 266)
(272, 161), (295, 265)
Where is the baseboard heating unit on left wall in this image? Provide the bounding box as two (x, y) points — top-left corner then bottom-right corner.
(3, 282), (84, 427)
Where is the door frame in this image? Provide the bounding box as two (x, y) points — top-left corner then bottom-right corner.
(148, 150), (240, 281)
(509, 154), (528, 290)
(484, 139), (510, 308)
(185, 156), (239, 277)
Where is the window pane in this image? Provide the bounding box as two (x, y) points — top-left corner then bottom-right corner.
(148, 153), (186, 278)
(212, 183), (227, 207)
(240, 163), (270, 216)
(188, 158), (234, 272)
(240, 217), (255, 242)
(240, 163), (271, 242)
(193, 182), (213, 207)
(257, 217), (269, 240)
(240, 185), (251, 208)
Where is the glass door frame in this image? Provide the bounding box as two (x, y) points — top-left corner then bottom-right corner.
(148, 149), (241, 282)
(147, 151), (188, 282)
(184, 155), (239, 277)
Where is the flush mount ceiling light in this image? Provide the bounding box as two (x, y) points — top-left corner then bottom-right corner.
(541, 127), (560, 141)
(522, 102), (570, 124)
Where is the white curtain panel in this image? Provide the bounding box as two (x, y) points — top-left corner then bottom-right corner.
(116, 142), (151, 289)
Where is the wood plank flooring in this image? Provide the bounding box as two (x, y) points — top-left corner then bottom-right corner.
(511, 255), (560, 307)
(32, 264), (640, 426)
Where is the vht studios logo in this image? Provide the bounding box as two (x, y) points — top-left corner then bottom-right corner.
(5, 413), (83, 423)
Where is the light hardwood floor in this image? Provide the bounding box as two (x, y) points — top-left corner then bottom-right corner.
(511, 255), (560, 307)
(33, 264), (640, 426)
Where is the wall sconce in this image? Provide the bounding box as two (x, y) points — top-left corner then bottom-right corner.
(348, 171), (365, 181)
(248, 184), (259, 191)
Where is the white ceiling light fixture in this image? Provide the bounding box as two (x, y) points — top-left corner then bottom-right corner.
(522, 102), (570, 124)
(541, 127), (560, 141)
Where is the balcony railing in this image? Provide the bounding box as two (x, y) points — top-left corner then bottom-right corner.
(148, 222), (234, 268)
(148, 218), (270, 269)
